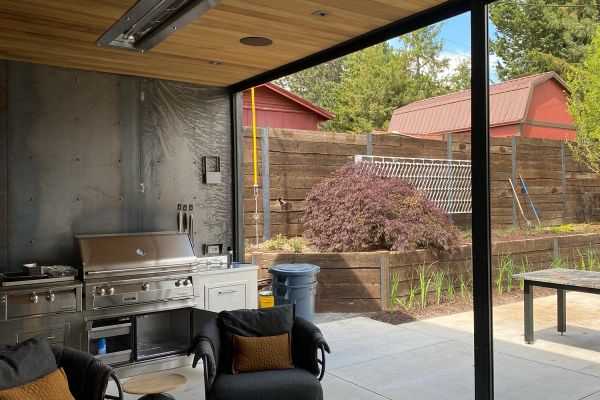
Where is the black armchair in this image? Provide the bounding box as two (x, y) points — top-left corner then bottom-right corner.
(189, 315), (330, 400)
(51, 345), (123, 400)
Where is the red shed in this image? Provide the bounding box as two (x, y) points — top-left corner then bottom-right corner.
(242, 83), (334, 130)
(387, 72), (576, 141)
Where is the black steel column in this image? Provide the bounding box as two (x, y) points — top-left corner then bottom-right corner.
(230, 92), (245, 262)
(471, 1), (494, 399)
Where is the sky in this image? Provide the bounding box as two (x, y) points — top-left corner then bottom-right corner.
(389, 12), (500, 83)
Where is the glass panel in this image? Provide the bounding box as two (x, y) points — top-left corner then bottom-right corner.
(243, 15), (475, 398)
(489, 3), (600, 399)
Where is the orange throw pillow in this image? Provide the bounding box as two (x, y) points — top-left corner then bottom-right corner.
(0, 367), (75, 400)
(232, 332), (293, 374)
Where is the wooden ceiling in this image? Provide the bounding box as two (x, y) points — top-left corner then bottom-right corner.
(0, 0), (446, 88)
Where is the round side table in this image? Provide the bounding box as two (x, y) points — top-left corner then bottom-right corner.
(122, 372), (187, 400)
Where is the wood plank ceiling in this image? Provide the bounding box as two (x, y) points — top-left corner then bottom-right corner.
(0, 0), (446, 87)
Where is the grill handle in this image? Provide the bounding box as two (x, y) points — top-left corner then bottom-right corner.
(86, 265), (195, 276)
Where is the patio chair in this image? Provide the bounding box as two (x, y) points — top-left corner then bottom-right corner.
(52, 344), (123, 400)
(189, 310), (329, 400)
(0, 337), (122, 400)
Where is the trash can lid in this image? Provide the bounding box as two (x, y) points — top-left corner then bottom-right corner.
(268, 263), (320, 275)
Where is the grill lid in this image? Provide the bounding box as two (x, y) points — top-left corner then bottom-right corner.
(76, 232), (197, 277)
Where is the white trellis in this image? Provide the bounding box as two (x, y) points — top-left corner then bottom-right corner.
(355, 155), (472, 214)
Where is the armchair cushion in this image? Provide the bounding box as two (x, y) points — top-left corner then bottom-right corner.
(218, 304), (294, 337)
(218, 305), (294, 372)
(0, 337), (57, 390)
(0, 367), (74, 400)
(232, 332), (293, 374)
(208, 368), (322, 400)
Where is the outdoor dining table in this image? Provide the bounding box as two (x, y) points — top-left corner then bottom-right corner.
(514, 268), (600, 344)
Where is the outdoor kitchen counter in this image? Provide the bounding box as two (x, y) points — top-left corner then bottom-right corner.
(192, 264), (259, 312)
(0, 262), (259, 378)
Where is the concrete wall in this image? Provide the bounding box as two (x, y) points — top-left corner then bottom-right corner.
(0, 61), (232, 270)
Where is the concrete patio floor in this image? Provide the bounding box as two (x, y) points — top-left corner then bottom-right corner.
(107, 291), (600, 399)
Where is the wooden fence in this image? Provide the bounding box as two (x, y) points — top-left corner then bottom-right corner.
(243, 127), (600, 242)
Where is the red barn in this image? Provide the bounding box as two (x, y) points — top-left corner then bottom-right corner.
(387, 72), (576, 141)
(242, 83), (334, 130)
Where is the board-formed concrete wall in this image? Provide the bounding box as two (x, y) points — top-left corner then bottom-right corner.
(0, 61), (232, 270)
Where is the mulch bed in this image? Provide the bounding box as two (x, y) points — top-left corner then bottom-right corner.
(368, 287), (555, 325)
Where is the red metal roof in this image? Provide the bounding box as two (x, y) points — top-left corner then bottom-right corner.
(259, 83), (335, 120)
(387, 72), (567, 135)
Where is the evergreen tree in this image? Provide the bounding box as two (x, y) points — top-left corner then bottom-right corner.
(397, 24), (450, 99)
(490, 0), (600, 80)
(275, 57), (344, 113)
(276, 24), (455, 133)
(447, 58), (471, 91)
(328, 43), (409, 133)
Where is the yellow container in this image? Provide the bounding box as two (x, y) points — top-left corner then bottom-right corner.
(259, 291), (275, 308)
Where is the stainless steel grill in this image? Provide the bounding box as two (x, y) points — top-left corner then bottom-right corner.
(76, 232), (198, 311)
(77, 232), (198, 278)
(76, 232), (201, 369)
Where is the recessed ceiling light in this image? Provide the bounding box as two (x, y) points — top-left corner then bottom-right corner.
(240, 37), (273, 47)
(209, 60), (223, 65)
(311, 10), (329, 17)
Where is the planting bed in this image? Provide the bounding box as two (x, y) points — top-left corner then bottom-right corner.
(249, 229), (600, 313)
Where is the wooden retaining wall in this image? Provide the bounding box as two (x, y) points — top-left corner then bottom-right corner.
(250, 252), (386, 313)
(251, 233), (600, 313)
(243, 128), (600, 242)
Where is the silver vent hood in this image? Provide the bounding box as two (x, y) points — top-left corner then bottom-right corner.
(76, 232), (197, 277)
(96, 0), (220, 52)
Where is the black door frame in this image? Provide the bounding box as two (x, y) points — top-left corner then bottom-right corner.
(471, 1), (494, 399)
(228, 1), (495, 398)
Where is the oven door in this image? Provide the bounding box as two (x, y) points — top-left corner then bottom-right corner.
(135, 309), (190, 361)
(87, 316), (133, 366)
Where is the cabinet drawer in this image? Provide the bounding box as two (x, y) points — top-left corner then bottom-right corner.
(205, 282), (247, 312)
(90, 323), (131, 340)
(18, 327), (65, 345)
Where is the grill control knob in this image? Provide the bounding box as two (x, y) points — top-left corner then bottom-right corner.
(30, 294), (39, 304)
(97, 287), (106, 296)
(46, 292), (55, 302)
(141, 283), (150, 291)
(183, 279), (191, 286)
(107, 287), (115, 295)
(175, 280), (182, 287)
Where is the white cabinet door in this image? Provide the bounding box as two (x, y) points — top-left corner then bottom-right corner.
(205, 281), (247, 312)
